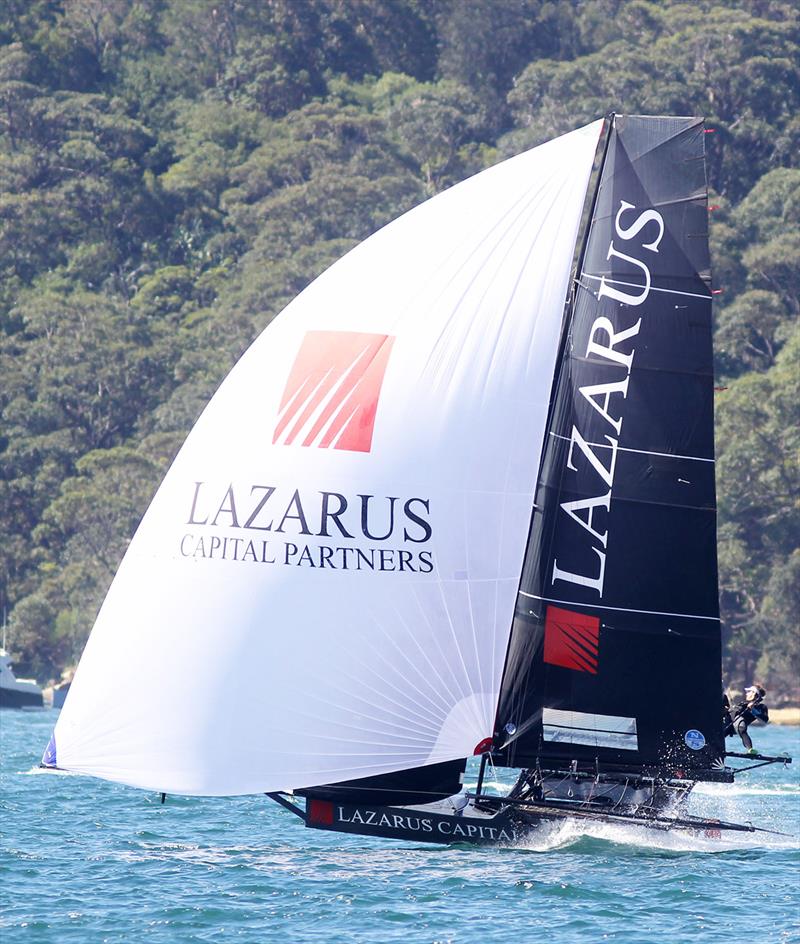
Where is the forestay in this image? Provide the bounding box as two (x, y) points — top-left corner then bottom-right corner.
(49, 121), (602, 796)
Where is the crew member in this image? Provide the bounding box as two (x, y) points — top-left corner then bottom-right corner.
(725, 684), (769, 754)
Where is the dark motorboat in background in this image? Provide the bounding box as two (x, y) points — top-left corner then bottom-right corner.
(41, 114), (790, 843)
(0, 649), (44, 709)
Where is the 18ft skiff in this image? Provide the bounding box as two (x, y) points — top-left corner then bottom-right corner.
(43, 114), (790, 844)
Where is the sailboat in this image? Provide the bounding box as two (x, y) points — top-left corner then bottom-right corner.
(42, 114), (790, 844)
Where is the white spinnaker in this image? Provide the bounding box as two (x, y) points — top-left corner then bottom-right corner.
(52, 121), (602, 795)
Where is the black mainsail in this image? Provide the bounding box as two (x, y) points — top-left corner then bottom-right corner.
(493, 115), (724, 777)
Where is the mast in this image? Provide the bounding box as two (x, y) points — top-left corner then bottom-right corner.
(493, 115), (722, 778)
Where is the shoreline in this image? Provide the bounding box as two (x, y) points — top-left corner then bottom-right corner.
(768, 707), (800, 725)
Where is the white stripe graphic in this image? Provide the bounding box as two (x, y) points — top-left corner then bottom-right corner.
(273, 367), (334, 440)
(542, 707), (638, 751)
(275, 341), (373, 447)
(308, 342), (374, 447)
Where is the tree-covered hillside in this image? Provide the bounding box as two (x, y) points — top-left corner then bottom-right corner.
(1, 0), (798, 697)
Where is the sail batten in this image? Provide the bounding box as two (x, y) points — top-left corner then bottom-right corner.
(519, 592), (719, 624)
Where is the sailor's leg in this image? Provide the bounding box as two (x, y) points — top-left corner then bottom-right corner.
(735, 717), (752, 750)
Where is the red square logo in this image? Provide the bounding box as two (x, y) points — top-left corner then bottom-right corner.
(543, 605), (600, 674)
(308, 799), (335, 825)
(273, 331), (394, 453)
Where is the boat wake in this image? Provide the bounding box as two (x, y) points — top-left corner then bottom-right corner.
(694, 782), (799, 797)
(510, 815), (799, 854)
(23, 765), (78, 777)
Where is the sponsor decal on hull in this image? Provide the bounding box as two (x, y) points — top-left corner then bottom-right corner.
(306, 799), (517, 845)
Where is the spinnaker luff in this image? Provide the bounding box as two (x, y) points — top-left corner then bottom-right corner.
(46, 121), (604, 796)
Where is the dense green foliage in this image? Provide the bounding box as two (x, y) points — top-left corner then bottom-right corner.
(1, 1), (798, 697)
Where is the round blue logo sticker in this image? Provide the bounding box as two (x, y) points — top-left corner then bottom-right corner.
(684, 729), (706, 751)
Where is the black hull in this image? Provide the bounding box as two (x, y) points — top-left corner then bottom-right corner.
(297, 795), (759, 846)
(0, 686), (44, 709)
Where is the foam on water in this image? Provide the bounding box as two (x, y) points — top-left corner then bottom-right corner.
(694, 781), (799, 797)
(22, 765), (80, 777)
(511, 813), (799, 855)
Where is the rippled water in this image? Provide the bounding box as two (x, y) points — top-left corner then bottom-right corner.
(2, 710), (799, 943)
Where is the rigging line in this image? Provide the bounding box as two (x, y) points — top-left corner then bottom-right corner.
(518, 591), (720, 622)
(577, 272), (711, 301)
(546, 431), (715, 464)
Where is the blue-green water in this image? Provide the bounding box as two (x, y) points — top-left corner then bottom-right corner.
(2, 710), (799, 943)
